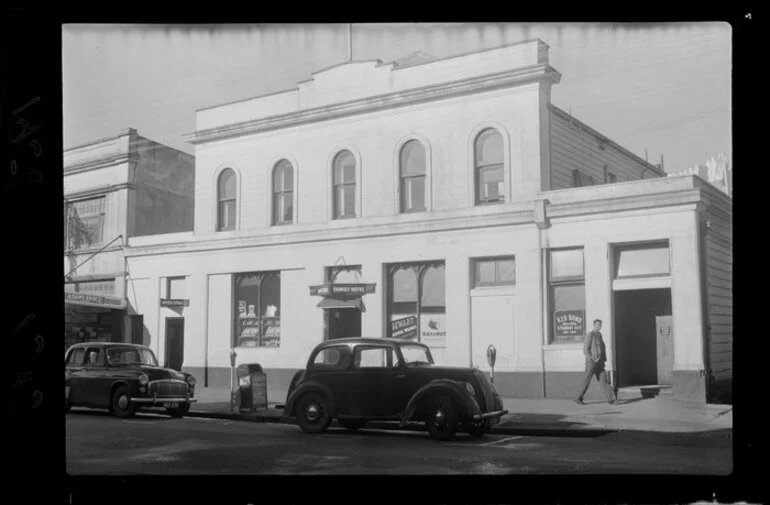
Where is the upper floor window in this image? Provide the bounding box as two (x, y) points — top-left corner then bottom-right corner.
(272, 160), (294, 225)
(474, 128), (505, 205)
(65, 197), (106, 251)
(473, 256), (516, 287)
(333, 150), (356, 219)
(400, 140), (426, 213)
(217, 168), (237, 231)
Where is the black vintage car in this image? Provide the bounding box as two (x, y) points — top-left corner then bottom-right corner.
(284, 338), (508, 440)
(64, 342), (197, 418)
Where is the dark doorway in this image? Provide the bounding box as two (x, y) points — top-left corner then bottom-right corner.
(130, 315), (144, 346)
(327, 308), (361, 340)
(613, 288), (673, 387)
(165, 318), (185, 371)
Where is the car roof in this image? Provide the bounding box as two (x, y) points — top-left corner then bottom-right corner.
(315, 337), (427, 348)
(67, 342), (151, 351)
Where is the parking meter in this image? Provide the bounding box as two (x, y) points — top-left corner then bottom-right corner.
(229, 349), (237, 413)
(486, 345), (497, 383)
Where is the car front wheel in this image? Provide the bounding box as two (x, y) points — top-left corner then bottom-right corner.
(166, 403), (191, 418)
(425, 395), (459, 441)
(296, 392), (331, 434)
(466, 418), (491, 437)
(111, 386), (137, 419)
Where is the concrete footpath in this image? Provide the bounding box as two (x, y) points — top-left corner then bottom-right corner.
(188, 387), (733, 436)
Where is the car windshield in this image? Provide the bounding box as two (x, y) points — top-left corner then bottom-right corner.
(399, 344), (433, 366)
(106, 347), (158, 366)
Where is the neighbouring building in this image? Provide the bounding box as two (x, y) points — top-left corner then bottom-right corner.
(64, 128), (195, 351)
(124, 40), (732, 404)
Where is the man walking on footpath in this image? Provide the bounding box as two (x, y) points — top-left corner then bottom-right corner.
(575, 319), (621, 405)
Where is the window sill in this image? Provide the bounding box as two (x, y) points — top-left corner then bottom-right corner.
(470, 286), (516, 297)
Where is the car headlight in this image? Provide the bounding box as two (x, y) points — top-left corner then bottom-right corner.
(139, 374), (149, 386)
(464, 382), (476, 396)
(187, 375), (196, 387)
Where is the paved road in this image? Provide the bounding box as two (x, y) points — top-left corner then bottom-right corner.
(66, 409), (732, 475)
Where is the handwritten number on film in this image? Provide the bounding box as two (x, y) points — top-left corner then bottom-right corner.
(7, 97), (44, 189)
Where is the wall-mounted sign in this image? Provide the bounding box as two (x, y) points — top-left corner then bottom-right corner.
(554, 310), (585, 338)
(420, 314), (447, 348)
(390, 315), (418, 340)
(65, 291), (126, 309)
(309, 283), (376, 297)
(160, 298), (190, 308)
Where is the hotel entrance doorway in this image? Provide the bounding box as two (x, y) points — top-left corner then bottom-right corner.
(327, 308), (362, 340)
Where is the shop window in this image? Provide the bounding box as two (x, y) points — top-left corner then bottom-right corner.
(387, 262), (446, 347)
(474, 128), (505, 205)
(400, 140), (426, 213)
(65, 196), (105, 250)
(614, 242), (670, 278)
(167, 277), (186, 299)
(333, 150), (356, 219)
(473, 256), (515, 287)
(233, 271), (281, 348)
(549, 248), (586, 343)
(66, 279), (115, 296)
(272, 159), (294, 225)
(217, 168), (237, 231)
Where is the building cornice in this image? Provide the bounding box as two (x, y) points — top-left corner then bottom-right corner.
(546, 188), (702, 219)
(185, 64), (562, 146)
(65, 183), (137, 200)
(64, 153), (140, 176)
(126, 204), (539, 258)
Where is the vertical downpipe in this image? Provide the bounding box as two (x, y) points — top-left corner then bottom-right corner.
(539, 230), (548, 398)
(203, 274), (210, 388)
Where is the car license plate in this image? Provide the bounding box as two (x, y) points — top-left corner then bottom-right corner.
(164, 402), (179, 408)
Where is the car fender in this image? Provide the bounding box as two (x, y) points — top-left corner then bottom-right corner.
(400, 379), (481, 425)
(284, 379), (336, 418)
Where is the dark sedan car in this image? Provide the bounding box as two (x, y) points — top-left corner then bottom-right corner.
(64, 342), (197, 418)
(284, 338), (508, 440)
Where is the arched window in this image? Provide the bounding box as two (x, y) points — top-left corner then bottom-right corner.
(474, 128), (505, 205)
(400, 140), (426, 213)
(333, 150), (356, 219)
(217, 168), (237, 231)
(386, 262), (446, 346)
(272, 160), (294, 225)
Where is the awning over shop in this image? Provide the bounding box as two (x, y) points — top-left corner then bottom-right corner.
(316, 296), (366, 312)
(65, 291), (127, 310)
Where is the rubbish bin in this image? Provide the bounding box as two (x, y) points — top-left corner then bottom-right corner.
(235, 363), (268, 413)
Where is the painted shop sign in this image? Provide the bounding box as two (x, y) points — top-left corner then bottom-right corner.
(65, 291), (125, 309)
(554, 310), (585, 338)
(309, 283), (376, 297)
(390, 315), (418, 340)
(160, 298), (190, 308)
(420, 314), (447, 348)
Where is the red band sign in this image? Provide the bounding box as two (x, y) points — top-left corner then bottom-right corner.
(554, 310), (585, 338)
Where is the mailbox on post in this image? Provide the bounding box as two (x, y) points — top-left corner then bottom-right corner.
(235, 363), (268, 413)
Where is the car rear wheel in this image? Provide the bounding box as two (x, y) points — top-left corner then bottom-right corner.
(425, 395), (459, 441)
(339, 419), (366, 431)
(111, 386), (136, 419)
(466, 418), (491, 437)
(166, 403), (191, 418)
(296, 392), (331, 434)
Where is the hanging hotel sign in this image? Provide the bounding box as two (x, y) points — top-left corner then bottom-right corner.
(160, 298), (190, 308)
(65, 291), (126, 309)
(390, 315), (418, 340)
(554, 310), (585, 338)
(309, 283), (376, 297)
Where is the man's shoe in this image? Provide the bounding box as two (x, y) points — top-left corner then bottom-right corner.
(574, 398), (584, 405)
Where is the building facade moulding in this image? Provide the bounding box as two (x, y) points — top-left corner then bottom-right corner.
(64, 153), (141, 175)
(185, 64), (562, 146)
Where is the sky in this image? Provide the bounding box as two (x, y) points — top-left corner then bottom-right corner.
(63, 23), (731, 173)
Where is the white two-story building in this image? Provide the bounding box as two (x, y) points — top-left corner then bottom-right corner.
(124, 40), (732, 403)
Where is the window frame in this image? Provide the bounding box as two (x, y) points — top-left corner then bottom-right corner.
(352, 345), (398, 369)
(271, 159), (294, 226)
(613, 241), (671, 280)
(232, 271), (282, 348)
(166, 276), (186, 300)
(547, 248), (586, 344)
(65, 196), (106, 251)
(399, 139), (427, 214)
(332, 150), (357, 220)
(473, 256), (516, 288)
(473, 128), (506, 206)
(311, 345), (351, 370)
(386, 261), (446, 344)
(216, 168), (238, 232)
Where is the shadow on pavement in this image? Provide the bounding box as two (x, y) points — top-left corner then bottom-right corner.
(67, 408), (178, 421)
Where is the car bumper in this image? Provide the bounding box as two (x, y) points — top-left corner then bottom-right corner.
(130, 396), (198, 405)
(472, 409), (508, 422)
